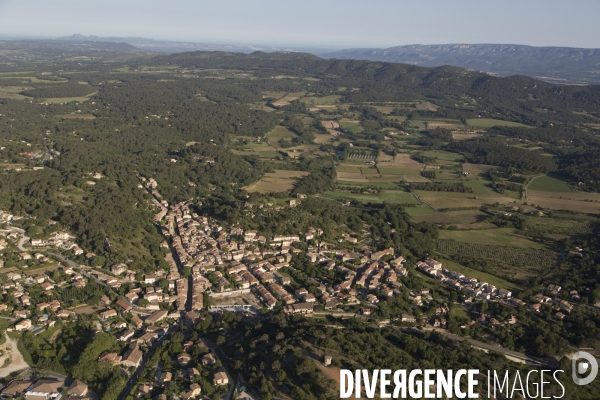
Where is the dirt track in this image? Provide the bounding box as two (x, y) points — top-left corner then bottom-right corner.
(0, 334), (30, 377)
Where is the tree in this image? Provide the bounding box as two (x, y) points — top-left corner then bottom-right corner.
(91, 256), (106, 267)
(171, 331), (184, 343)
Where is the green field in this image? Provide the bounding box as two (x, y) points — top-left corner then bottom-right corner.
(465, 118), (531, 128)
(340, 122), (363, 133)
(404, 206), (436, 216)
(528, 174), (572, 192)
(462, 178), (497, 196)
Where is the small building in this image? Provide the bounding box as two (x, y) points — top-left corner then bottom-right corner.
(201, 353), (217, 366)
(15, 319), (32, 331)
(213, 371), (229, 386)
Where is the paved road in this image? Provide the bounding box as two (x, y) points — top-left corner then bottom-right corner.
(0, 227), (29, 251)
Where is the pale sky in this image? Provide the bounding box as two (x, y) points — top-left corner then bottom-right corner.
(0, 0), (598, 49)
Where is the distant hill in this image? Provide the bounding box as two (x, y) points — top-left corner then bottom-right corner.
(56, 34), (295, 54)
(0, 39), (137, 54)
(324, 44), (600, 84)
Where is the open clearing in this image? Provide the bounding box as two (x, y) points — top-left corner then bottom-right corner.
(466, 118), (531, 128)
(73, 304), (98, 314)
(0, 334), (29, 378)
(245, 170), (309, 193)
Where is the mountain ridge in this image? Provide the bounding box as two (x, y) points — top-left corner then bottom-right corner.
(324, 43), (600, 84)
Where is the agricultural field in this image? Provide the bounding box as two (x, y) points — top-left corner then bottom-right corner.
(336, 163), (364, 173)
(323, 190), (421, 205)
(339, 119), (363, 133)
(525, 193), (600, 213)
(40, 91), (98, 104)
(336, 172), (369, 183)
(462, 178), (497, 196)
(452, 132), (482, 140)
(420, 150), (465, 162)
(336, 161), (405, 185)
(415, 101), (439, 111)
(401, 175), (430, 183)
(377, 153), (424, 175)
(266, 125), (296, 146)
(462, 163), (495, 175)
(438, 227), (545, 249)
(415, 190), (511, 210)
(262, 91), (287, 99)
(245, 170), (309, 193)
(321, 120), (340, 131)
(416, 119), (463, 129)
(522, 215), (598, 237)
(300, 95), (341, 106)
(312, 133), (334, 144)
(413, 208), (492, 229)
(0, 85), (33, 100)
(271, 91), (305, 107)
(404, 206), (436, 216)
(436, 239), (557, 277)
(465, 118), (531, 128)
(527, 174), (572, 192)
(59, 113), (96, 119)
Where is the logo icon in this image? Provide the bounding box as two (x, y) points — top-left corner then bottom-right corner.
(572, 351), (598, 385)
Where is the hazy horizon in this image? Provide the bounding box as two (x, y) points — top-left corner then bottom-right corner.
(0, 0), (599, 49)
